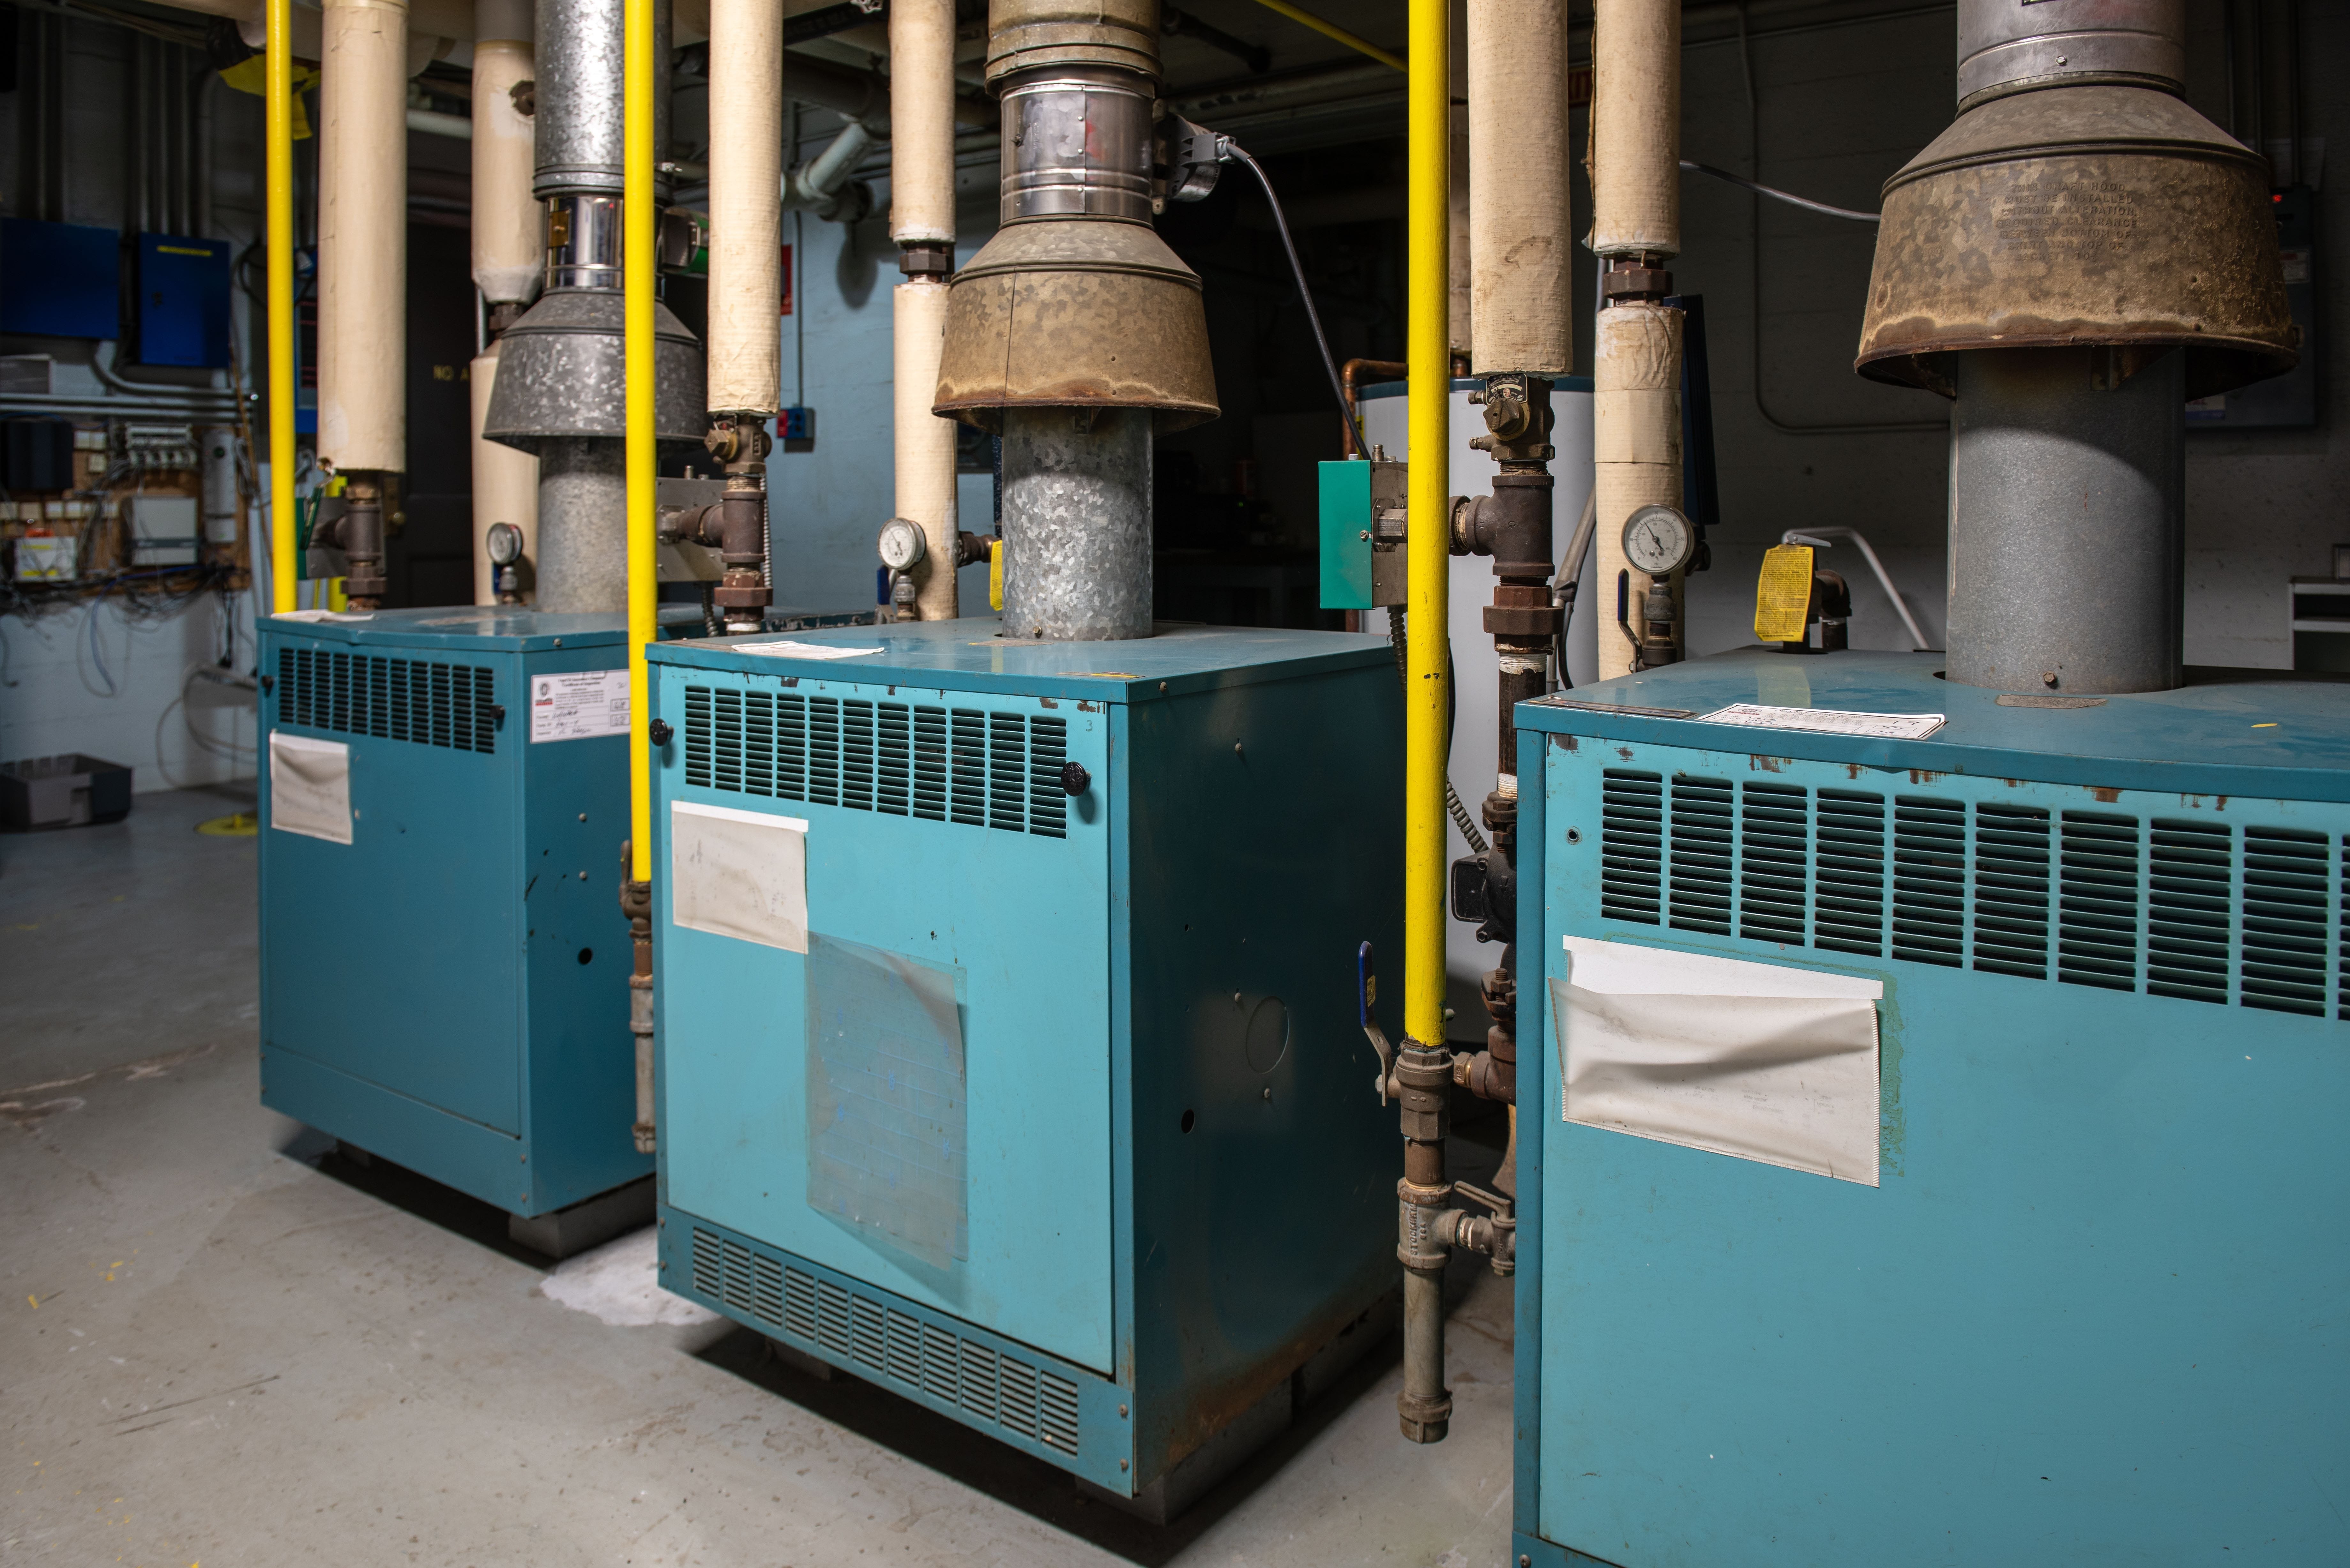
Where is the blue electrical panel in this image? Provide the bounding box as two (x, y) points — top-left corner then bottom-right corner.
(257, 609), (653, 1221)
(133, 233), (233, 368)
(1512, 650), (2350, 1565)
(648, 620), (1404, 1506)
(0, 218), (122, 340)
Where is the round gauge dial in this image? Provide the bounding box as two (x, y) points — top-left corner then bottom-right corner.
(877, 516), (927, 570)
(485, 520), (525, 566)
(1621, 504), (1695, 576)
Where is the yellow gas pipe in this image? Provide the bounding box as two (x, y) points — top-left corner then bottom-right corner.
(624, 0), (656, 885)
(266, 0), (295, 613)
(1405, 0), (1449, 1051)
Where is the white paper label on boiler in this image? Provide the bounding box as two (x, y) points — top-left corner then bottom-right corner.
(530, 668), (630, 742)
(1554, 936), (1883, 1186)
(670, 800), (810, 953)
(268, 731), (353, 845)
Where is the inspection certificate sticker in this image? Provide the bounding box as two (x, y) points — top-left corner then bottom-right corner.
(1697, 703), (1945, 740)
(531, 669), (630, 743)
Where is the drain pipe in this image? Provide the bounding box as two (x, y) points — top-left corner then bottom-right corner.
(312, 0), (410, 608)
(470, 0), (542, 604)
(1587, 0), (1684, 679)
(891, 0), (960, 619)
(933, 0), (1218, 642)
(703, 0), (780, 632)
(483, 0), (705, 613)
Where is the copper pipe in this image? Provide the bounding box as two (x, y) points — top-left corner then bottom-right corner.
(1338, 357), (1404, 457)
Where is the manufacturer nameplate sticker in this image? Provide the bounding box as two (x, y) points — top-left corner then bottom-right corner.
(531, 668), (631, 742)
(1697, 703), (1945, 740)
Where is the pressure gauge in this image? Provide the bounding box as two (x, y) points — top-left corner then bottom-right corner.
(485, 521), (525, 567)
(1620, 504), (1695, 577)
(877, 517), (927, 571)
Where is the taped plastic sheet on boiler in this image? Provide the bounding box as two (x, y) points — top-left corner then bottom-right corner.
(669, 800), (809, 951)
(1551, 936), (1882, 1185)
(805, 936), (970, 1271)
(268, 731), (352, 844)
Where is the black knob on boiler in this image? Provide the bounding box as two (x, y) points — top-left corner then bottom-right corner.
(1060, 760), (1091, 797)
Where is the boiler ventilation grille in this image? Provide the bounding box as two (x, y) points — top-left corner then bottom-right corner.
(682, 687), (1068, 838)
(275, 646), (497, 755)
(1598, 768), (2342, 1018)
(690, 1226), (1082, 1456)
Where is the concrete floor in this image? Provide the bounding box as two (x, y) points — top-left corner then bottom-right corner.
(3, 786), (1519, 1567)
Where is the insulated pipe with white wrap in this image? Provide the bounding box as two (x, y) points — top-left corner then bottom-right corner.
(707, 0), (783, 414)
(891, 0), (960, 619)
(317, 0), (409, 474)
(1467, 0), (1571, 375)
(470, 340), (542, 601)
(1592, 303), (1682, 678)
(1587, 0), (1679, 261)
(471, 0), (540, 604)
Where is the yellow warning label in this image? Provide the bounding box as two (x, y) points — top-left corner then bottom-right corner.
(988, 537), (1004, 612)
(1754, 544), (1815, 643)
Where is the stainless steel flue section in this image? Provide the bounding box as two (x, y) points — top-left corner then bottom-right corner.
(484, 0), (703, 615)
(933, 0), (1217, 642)
(1857, 0), (2294, 694)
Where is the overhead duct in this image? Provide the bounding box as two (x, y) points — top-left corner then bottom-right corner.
(1857, 0), (2293, 693)
(1585, 0), (1683, 680)
(484, 0), (704, 614)
(313, 0), (410, 608)
(933, 0), (1217, 642)
(891, 0), (959, 620)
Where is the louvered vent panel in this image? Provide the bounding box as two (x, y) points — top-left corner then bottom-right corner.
(2058, 812), (2142, 991)
(950, 711), (987, 825)
(878, 706), (912, 816)
(1040, 1372), (1082, 1454)
(921, 1324), (960, 1403)
(809, 697), (841, 806)
(2341, 833), (2350, 1022)
(752, 1253), (785, 1329)
(999, 1358), (1040, 1440)
(742, 690), (775, 797)
(688, 1233), (1083, 1459)
(2149, 819), (2233, 1004)
(1666, 775), (1734, 935)
(1028, 717), (1069, 838)
(1973, 803), (2052, 980)
(691, 1228), (722, 1298)
(850, 1295), (887, 1373)
(1892, 795), (1968, 968)
(815, 1278), (853, 1359)
(681, 689), (1072, 838)
(884, 1310), (923, 1385)
(1598, 770), (1664, 924)
(1813, 790), (1886, 956)
(720, 1240), (755, 1316)
(2240, 827), (2329, 1016)
(1739, 781), (1808, 945)
(275, 646), (497, 754)
(913, 707), (948, 820)
(960, 1342), (1001, 1423)
(783, 1267), (817, 1342)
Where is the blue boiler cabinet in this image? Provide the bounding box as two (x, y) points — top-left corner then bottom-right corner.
(257, 609), (652, 1226)
(1511, 650), (2350, 1567)
(648, 621), (1403, 1508)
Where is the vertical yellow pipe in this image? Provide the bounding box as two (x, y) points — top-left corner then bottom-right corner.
(265, 0), (295, 613)
(1405, 0), (1449, 1048)
(624, 0), (656, 884)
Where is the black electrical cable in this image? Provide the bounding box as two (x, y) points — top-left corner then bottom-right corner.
(1222, 140), (1367, 456)
(1678, 159), (1879, 224)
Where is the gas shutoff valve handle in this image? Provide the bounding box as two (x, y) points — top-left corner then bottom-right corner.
(1358, 940), (1397, 1104)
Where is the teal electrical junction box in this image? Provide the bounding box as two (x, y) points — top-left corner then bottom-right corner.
(1510, 649), (2350, 1566)
(1318, 457), (1406, 610)
(646, 618), (1406, 1515)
